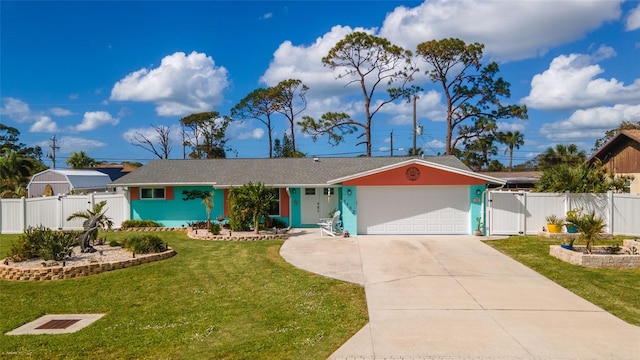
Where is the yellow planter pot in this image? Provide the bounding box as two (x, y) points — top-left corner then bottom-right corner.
(547, 224), (562, 233)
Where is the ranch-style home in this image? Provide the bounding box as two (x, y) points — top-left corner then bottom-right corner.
(110, 156), (505, 235)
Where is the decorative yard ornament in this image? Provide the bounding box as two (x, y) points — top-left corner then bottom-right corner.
(78, 213), (104, 253)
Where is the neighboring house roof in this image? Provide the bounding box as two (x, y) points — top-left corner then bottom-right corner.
(110, 156), (505, 187)
(94, 165), (133, 181)
(27, 169), (111, 190)
(589, 129), (640, 163)
(480, 171), (542, 184)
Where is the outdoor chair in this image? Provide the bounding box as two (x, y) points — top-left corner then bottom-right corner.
(318, 210), (341, 237)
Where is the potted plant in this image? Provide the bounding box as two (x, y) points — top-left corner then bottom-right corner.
(565, 209), (579, 233)
(545, 214), (564, 233)
(560, 238), (575, 250)
(474, 217), (484, 236)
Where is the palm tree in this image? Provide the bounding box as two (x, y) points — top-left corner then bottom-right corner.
(230, 182), (277, 234)
(496, 131), (524, 171)
(0, 149), (33, 198)
(66, 151), (96, 169)
(538, 144), (586, 169)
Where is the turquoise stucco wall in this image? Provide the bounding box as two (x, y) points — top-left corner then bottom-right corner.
(131, 186), (224, 227)
(469, 185), (485, 234)
(340, 187), (357, 235)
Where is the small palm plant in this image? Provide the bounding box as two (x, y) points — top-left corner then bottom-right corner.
(565, 209), (605, 254)
(230, 182), (277, 234)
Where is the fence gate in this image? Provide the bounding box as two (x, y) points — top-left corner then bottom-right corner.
(488, 191), (525, 235)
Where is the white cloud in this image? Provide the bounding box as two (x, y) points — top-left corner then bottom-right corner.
(75, 111), (119, 131)
(69, 93), (79, 100)
(238, 128), (264, 140)
(110, 51), (229, 116)
(379, 0), (622, 61)
(227, 120), (266, 141)
(49, 107), (73, 116)
(496, 121), (526, 133)
(29, 116), (59, 133)
(521, 53), (640, 110)
(260, 25), (371, 95)
(626, 3), (640, 31)
(540, 104), (640, 141)
(1, 97), (32, 122)
(36, 136), (106, 154)
(261, 12), (273, 20)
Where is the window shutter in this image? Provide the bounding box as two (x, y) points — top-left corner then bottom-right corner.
(130, 187), (139, 200)
(165, 186), (174, 200)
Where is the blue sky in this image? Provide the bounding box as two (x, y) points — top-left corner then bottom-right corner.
(2, 0), (640, 167)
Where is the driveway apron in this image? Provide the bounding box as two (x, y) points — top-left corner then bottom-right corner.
(280, 231), (640, 360)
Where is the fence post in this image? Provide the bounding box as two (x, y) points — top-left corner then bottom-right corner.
(21, 197), (27, 232)
(608, 191), (614, 234)
(57, 195), (64, 230)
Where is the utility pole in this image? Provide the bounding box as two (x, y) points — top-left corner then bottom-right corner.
(47, 135), (60, 169)
(390, 131), (394, 157)
(412, 95), (417, 153)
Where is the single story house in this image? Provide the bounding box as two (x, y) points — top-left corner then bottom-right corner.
(589, 129), (640, 194)
(27, 169), (113, 197)
(110, 156), (505, 235)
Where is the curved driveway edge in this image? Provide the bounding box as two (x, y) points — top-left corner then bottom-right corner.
(280, 230), (640, 360)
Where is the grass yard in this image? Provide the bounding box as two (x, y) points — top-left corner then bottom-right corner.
(0, 231), (368, 359)
(484, 235), (640, 326)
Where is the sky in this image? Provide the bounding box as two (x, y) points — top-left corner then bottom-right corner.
(1, 0), (640, 168)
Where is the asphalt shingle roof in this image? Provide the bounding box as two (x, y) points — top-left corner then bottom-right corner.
(110, 156), (474, 187)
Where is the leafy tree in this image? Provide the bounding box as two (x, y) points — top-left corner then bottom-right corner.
(182, 190), (214, 228)
(228, 182), (277, 234)
(66, 151), (96, 169)
(299, 32), (419, 156)
(0, 149), (32, 198)
(407, 147), (424, 156)
(496, 131), (525, 171)
(273, 133), (305, 158)
(130, 124), (172, 159)
(415, 38), (527, 155)
(463, 134), (498, 170)
(232, 87), (281, 158)
(538, 144), (586, 169)
(536, 162), (630, 193)
(180, 111), (231, 159)
(273, 79), (308, 153)
(592, 120), (640, 152)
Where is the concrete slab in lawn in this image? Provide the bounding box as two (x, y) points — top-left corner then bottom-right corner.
(6, 314), (105, 335)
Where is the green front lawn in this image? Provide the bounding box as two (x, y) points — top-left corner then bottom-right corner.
(485, 236), (640, 326)
(0, 232), (368, 359)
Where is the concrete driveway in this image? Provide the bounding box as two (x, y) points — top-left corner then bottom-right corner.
(280, 230), (640, 360)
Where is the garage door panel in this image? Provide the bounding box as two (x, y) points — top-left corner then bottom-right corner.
(357, 186), (469, 235)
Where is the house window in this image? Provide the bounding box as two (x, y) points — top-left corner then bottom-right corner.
(624, 179), (632, 193)
(268, 189), (280, 216)
(305, 188), (316, 195)
(140, 187), (165, 199)
(323, 188), (334, 195)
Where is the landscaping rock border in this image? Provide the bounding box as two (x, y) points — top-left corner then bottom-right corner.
(0, 249), (176, 281)
(186, 227), (290, 241)
(549, 239), (640, 269)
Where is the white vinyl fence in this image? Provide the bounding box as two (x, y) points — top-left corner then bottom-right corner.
(487, 191), (640, 236)
(0, 193), (129, 234)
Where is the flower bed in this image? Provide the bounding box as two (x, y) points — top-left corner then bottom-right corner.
(186, 227), (290, 241)
(549, 239), (640, 269)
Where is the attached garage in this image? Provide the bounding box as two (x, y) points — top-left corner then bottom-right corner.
(357, 186), (470, 235)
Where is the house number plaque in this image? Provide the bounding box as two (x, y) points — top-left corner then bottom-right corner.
(405, 166), (421, 181)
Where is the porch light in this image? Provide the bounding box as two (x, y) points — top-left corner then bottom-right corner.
(347, 189), (352, 196)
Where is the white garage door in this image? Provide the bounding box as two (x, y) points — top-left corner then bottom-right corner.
(357, 186), (470, 235)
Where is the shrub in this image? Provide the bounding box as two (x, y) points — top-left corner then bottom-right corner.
(109, 239), (121, 247)
(270, 218), (287, 229)
(7, 225), (76, 262)
(38, 230), (76, 261)
(186, 221), (209, 229)
(565, 209), (605, 253)
(121, 219), (163, 229)
(122, 235), (167, 254)
(210, 223), (221, 235)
